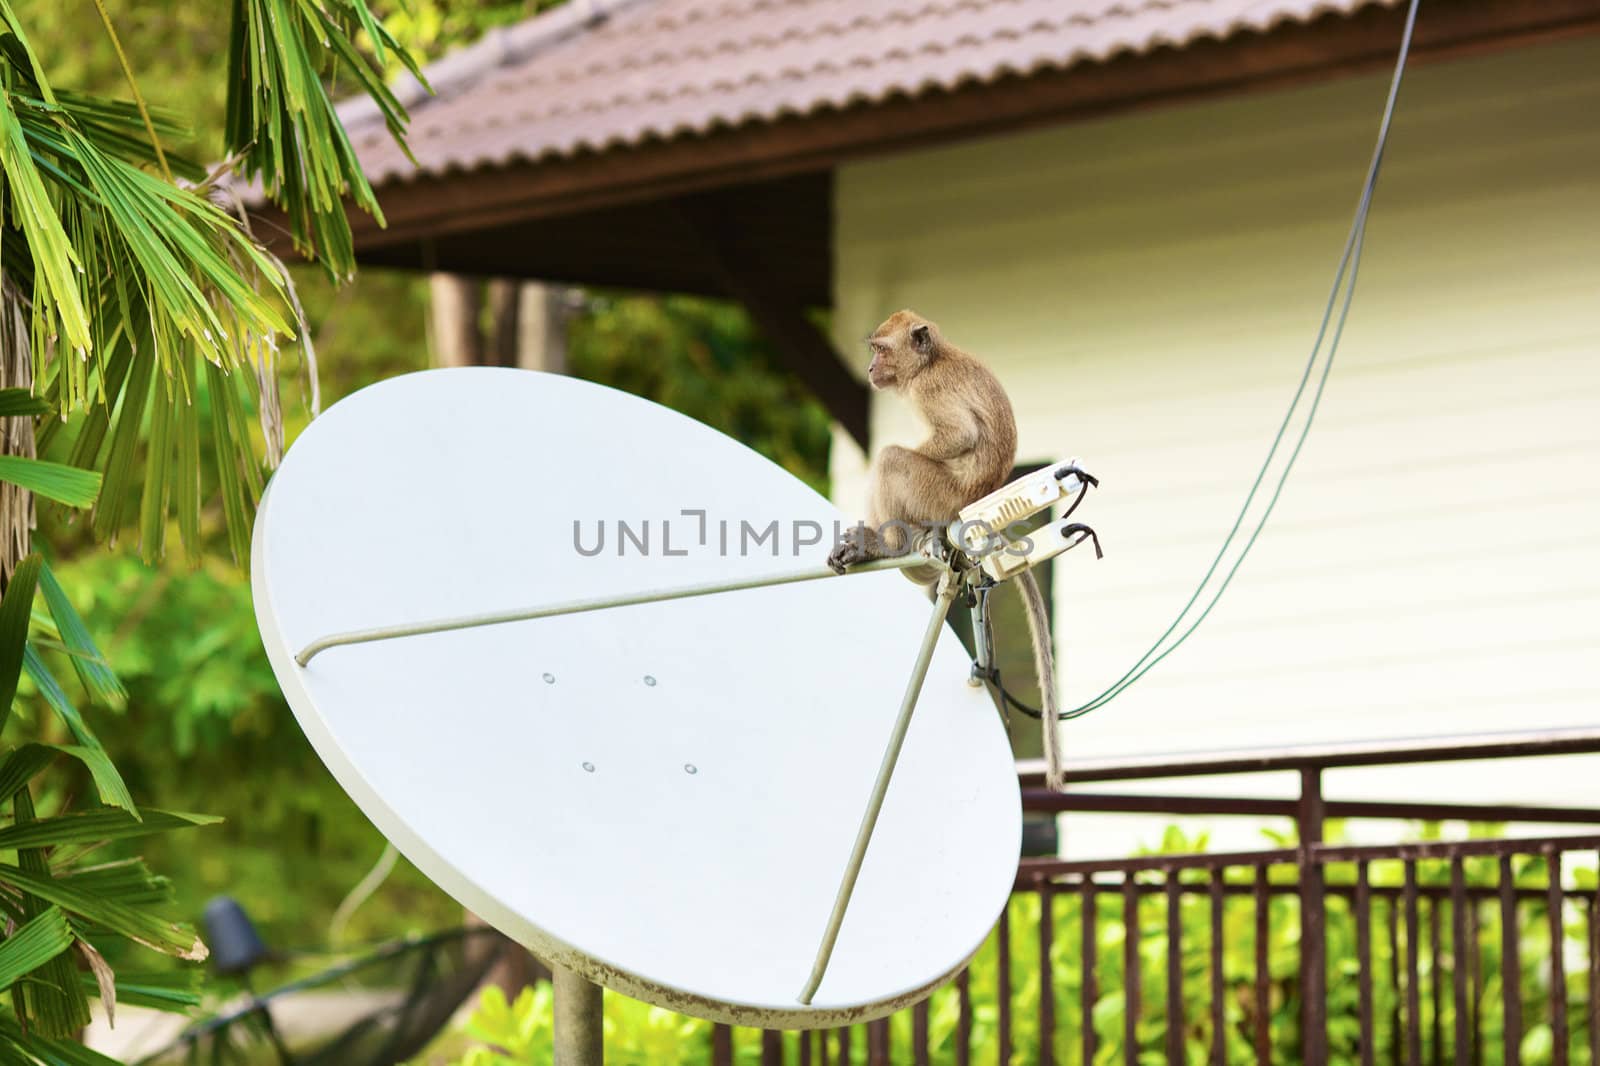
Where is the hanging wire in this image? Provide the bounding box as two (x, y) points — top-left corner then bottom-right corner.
(1056, 0), (1423, 721)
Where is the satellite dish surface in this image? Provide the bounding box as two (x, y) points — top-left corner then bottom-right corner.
(252, 368), (1020, 1027)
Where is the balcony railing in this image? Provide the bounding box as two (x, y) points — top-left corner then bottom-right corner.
(710, 727), (1600, 1066)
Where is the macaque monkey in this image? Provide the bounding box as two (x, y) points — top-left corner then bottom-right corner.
(827, 310), (1067, 790)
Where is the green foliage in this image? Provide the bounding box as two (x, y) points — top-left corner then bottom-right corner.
(4, 0), (424, 563)
(0, 547), (213, 1053)
(569, 293), (833, 494)
(0, 3), (299, 560)
(15, 6), (230, 159)
(372, 1), (566, 74)
(0, 0), (431, 1057)
(450, 984), (713, 1066)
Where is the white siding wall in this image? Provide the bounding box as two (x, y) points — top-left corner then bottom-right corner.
(830, 36), (1600, 846)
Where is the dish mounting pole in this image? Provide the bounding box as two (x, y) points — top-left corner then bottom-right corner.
(553, 965), (604, 1065)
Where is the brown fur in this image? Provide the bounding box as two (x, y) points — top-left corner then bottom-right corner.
(827, 310), (1017, 568)
(828, 310), (1066, 791)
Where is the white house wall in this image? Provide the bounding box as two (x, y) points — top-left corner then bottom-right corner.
(830, 36), (1600, 845)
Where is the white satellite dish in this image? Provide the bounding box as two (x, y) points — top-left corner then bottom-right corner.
(251, 368), (1039, 1054)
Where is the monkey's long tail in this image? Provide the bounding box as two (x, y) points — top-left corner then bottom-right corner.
(1016, 570), (1067, 792)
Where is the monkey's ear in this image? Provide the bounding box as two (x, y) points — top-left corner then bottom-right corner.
(910, 323), (933, 354)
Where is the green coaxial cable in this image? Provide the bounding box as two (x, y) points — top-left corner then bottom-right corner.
(1059, 0), (1424, 721)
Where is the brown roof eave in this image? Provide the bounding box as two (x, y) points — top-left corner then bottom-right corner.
(247, 0), (1600, 262)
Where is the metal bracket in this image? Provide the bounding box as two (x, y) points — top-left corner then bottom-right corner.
(797, 564), (963, 1005)
(294, 551), (934, 667)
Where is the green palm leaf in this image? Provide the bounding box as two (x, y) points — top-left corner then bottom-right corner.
(37, 561), (125, 709)
(225, 0), (424, 278)
(0, 390), (49, 418)
(0, 908), (72, 990)
(53, 90), (204, 181)
(4, 31), (285, 561)
(0, 70), (90, 356)
(0, 745), (58, 800)
(0, 1011), (123, 1065)
(0, 555), (41, 734)
(0, 458), (99, 509)
(9, 789), (90, 1038)
(57, 858), (172, 909)
(0, 745), (152, 818)
(4, 0), (424, 563)
(0, 808), (216, 851)
(0, 862), (204, 961)
(81, 968), (201, 1013)
(20, 650), (135, 814)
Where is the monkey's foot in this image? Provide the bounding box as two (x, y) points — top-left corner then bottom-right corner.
(827, 542), (870, 574)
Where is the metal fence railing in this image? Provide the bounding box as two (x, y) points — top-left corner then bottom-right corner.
(710, 728), (1600, 1066)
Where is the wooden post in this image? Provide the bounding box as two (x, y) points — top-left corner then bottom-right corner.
(486, 279), (520, 367)
(429, 274), (483, 368)
(1299, 767), (1327, 1066)
(518, 282), (569, 374)
(432, 276), (568, 373)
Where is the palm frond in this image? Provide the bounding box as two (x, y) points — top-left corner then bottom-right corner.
(20, 648), (135, 814)
(0, 35), (289, 562)
(225, 0), (424, 279)
(53, 91), (204, 183)
(0, 859), (204, 961)
(3, 0), (422, 563)
(81, 967), (202, 1014)
(38, 303), (259, 565)
(0, 907), (72, 990)
(0, 1009), (124, 1065)
(0, 30), (290, 378)
(36, 562), (124, 710)
(0, 744), (56, 799)
(35, 120), (290, 386)
(9, 788), (92, 1038)
(0, 553), (40, 734)
(0, 21), (90, 358)
(0, 390), (47, 418)
(56, 857), (174, 909)
(0, 808), (216, 852)
(0, 457), (98, 508)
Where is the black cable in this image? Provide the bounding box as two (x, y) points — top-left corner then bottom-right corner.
(973, 521), (1101, 720)
(985, 665), (1047, 720)
(1058, 479), (1092, 526)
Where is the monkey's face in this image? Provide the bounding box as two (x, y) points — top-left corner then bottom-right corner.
(866, 312), (936, 390)
(866, 336), (899, 389)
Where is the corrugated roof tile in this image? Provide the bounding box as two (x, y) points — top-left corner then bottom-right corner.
(345, 0), (1396, 184)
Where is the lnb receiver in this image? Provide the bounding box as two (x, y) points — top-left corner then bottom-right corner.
(952, 459), (1099, 581)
